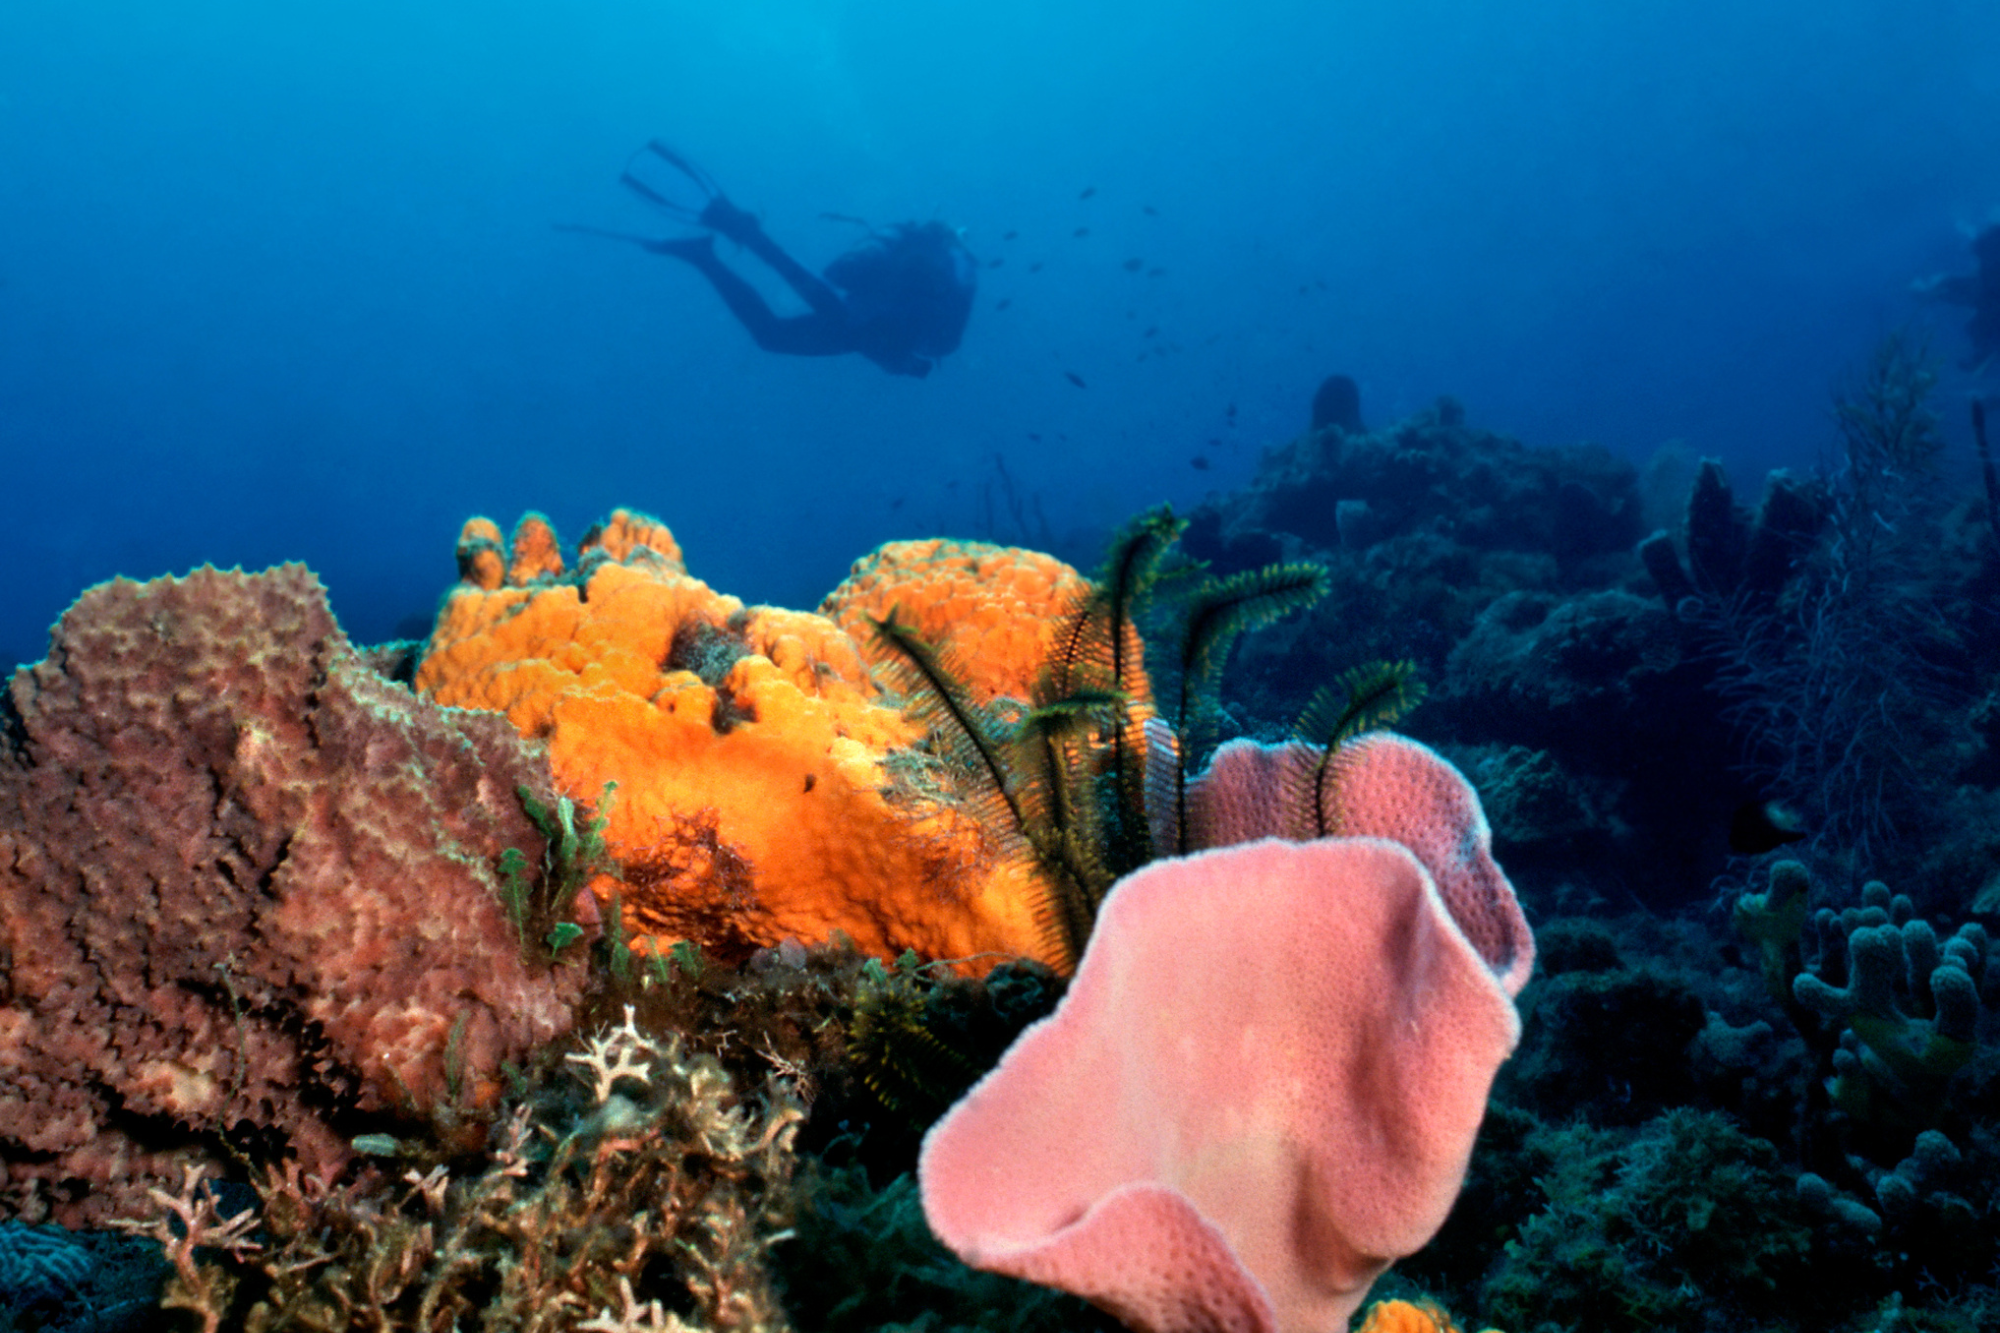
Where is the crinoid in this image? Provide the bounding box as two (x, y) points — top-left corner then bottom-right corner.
(869, 506), (1425, 972)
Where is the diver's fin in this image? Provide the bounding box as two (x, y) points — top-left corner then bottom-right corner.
(642, 141), (720, 194)
(619, 142), (723, 222)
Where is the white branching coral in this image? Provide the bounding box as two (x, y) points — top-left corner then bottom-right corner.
(131, 1009), (804, 1331)
(567, 1004), (665, 1103)
(579, 1275), (699, 1332)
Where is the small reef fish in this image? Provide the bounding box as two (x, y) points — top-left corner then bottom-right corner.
(1191, 456), (1211, 470)
(1064, 371), (1088, 389)
(1073, 227), (1091, 239)
(1080, 186), (1097, 200)
(1729, 799), (1809, 855)
(995, 298), (1012, 311)
(1123, 258), (1144, 272)
(1003, 229), (1019, 240)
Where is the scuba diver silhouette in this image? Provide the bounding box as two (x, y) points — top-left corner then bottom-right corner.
(1918, 219), (2000, 373)
(566, 144), (977, 378)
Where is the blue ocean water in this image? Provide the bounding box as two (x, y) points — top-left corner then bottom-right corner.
(2, 0), (1996, 666)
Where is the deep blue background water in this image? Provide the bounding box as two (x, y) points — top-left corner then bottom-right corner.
(4, 0), (1998, 668)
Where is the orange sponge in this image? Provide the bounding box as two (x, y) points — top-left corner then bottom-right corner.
(1357, 1303), (1447, 1333)
(1355, 1300), (1501, 1333)
(821, 538), (1092, 706)
(417, 512), (1052, 971)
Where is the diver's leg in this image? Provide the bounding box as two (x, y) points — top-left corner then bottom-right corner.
(651, 237), (848, 357)
(729, 229), (848, 321)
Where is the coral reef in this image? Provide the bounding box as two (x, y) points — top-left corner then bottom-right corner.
(776, 1164), (1123, 1333)
(1169, 398), (1743, 908)
(1477, 1109), (1812, 1333)
(118, 1006), (802, 1332)
(0, 1222), (96, 1311)
(1791, 880), (1987, 1142)
(1643, 338), (1970, 868)
(0, 565), (582, 1225)
(414, 513), (1055, 971)
(1502, 964), (1707, 1127)
(1184, 398), (1641, 580)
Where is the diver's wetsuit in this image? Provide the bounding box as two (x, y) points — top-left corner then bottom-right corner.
(650, 196), (975, 378)
(1926, 222), (2000, 371)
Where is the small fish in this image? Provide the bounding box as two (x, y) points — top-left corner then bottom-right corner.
(995, 298), (1012, 311)
(1729, 800), (1809, 855)
(1028, 432), (1042, 442)
(1003, 229), (1019, 241)
(1064, 371), (1088, 389)
(1143, 204), (1158, 216)
(1142, 325), (1159, 338)
(1298, 283), (1310, 295)
(1191, 456), (1211, 471)
(1123, 258), (1144, 272)
(1080, 186), (1097, 200)
(1207, 437), (1222, 447)
(1225, 402), (1238, 419)
(1146, 266), (1166, 277)
(988, 257), (1006, 268)
(890, 496), (906, 510)
(1028, 261), (1045, 273)
(1073, 227), (1091, 239)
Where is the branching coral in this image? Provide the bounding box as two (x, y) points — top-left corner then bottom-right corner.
(0, 565), (583, 1224)
(125, 1006), (803, 1333)
(109, 1165), (262, 1333)
(1650, 336), (1966, 865)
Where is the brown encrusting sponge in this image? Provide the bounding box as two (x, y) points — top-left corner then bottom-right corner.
(0, 564), (587, 1225)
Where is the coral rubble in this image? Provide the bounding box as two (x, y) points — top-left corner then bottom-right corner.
(118, 1006), (801, 1332)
